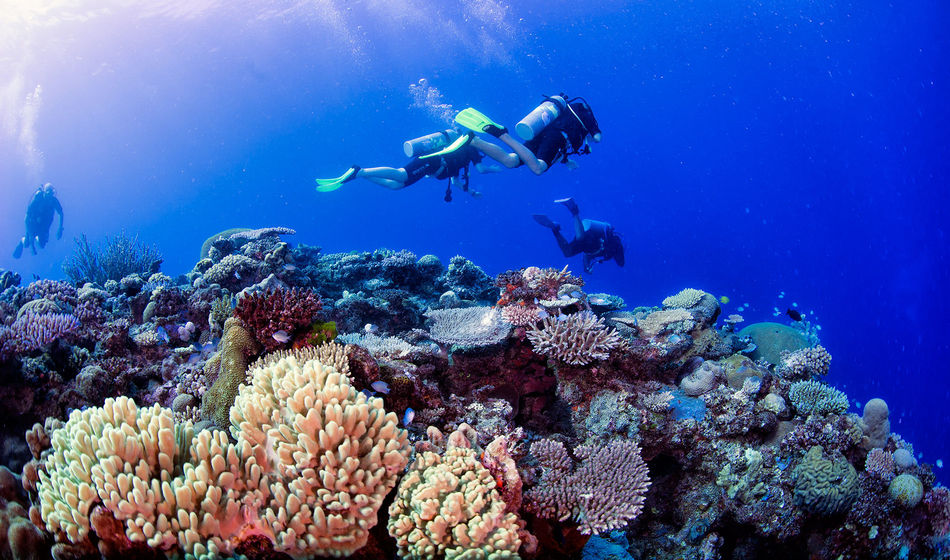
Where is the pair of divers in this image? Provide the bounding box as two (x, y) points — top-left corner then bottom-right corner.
(315, 93), (623, 272)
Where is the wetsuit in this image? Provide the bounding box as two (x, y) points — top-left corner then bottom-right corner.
(524, 101), (600, 168)
(402, 144), (484, 187)
(13, 187), (64, 258)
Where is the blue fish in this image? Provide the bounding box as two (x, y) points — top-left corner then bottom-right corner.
(156, 326), (170, 344)
(402, 408), (415, 426)
(371, 380), (390, 394)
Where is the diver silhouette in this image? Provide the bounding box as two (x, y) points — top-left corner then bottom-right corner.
(533, 198), (624, 274)
(13, 183), (64, 259)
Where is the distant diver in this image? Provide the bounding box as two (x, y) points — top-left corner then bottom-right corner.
(454, 93), (602, 175)
(315, 131), (515, 202)
(13, 183), (64, 259)
(533, 197), (624, 273)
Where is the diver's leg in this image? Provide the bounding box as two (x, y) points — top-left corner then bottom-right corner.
(556, 236), (584, 258)
(470, 137), (521, 169)
(493, 132), (548, 175)
(12, 238), (24, 259)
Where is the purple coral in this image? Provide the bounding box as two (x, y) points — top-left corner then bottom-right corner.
(525, 438), (651, 534)
(2, 311), (80, 357)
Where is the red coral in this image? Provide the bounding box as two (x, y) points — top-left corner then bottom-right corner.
(234, 287), (322, 352)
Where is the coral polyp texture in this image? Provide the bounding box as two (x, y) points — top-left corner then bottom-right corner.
(234, 286), (322, 351)
(0, 243), (946, 559)
(387, 446), (522, 559)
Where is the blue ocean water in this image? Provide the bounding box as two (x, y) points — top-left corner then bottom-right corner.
(0, 0), (946, 475)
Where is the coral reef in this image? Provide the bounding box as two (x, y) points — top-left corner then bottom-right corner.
(0, 239), (944, 560)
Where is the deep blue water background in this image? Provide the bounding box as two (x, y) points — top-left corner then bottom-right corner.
(1, 1), (947, 475)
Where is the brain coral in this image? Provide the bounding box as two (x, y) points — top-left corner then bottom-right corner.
(387, 446), (522, 559)
(792, 446), (859, 516)
(36, 348), (410, 559)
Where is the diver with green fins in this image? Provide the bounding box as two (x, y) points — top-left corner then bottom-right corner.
(454, 93), (602, 175)
(315, 128), (518, 202)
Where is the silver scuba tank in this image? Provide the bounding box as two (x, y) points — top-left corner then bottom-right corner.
(403, 129), (460, 158)
(515, 95), (568, 141)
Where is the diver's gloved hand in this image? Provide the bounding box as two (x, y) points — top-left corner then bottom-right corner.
(483, 124), (508, 138)
(56, 227), (63, 240)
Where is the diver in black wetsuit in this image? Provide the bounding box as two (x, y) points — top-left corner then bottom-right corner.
(13, 183), (64, 259)
(533, 198), (624, 273)
(315, 133), (515, 202)
(455, 94), (602, 175)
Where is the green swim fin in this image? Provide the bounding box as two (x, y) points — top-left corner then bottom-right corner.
(454, 108), (503, 134)
(315, 166), (359, 192)
(419, 132), (474, 159)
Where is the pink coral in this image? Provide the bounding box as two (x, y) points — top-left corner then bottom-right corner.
(500, 304), (541, 327)
(525, 438), (651, 534)
(234, 287), (322, 351)
(864, 448), (896, 481)
(1, 311), (80, 358)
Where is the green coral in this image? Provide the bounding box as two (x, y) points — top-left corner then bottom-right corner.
(888, 473), (924, 508)
(792, 446), (859, 516)
(789, 380), (849, 416)
(200, 317), (261, 427)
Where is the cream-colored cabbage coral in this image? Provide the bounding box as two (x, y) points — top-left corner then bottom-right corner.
(35, 345), (410, 559)
(388, 446), (522, 559)
(232, 353), (410, 556)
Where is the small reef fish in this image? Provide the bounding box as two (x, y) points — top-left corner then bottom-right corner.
(272, 330), (291, 343)
(156, 326), (170, 344)
(370, 381), (390, 394)
(283, 264), (297, 272)
(360, 389), (374, 400)
(589, 296), (606, 305)
(786, 308), (803, 322)
(719, 295), (730, 304)
(364, 323), (379, 334)
(402, 408), (415, 426)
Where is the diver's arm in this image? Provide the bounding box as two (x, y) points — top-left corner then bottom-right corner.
(54, 198), (64, 238)
(582, 253), (595, 274)
(470, 137), (520, 169)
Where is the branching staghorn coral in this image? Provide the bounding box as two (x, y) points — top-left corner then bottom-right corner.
(526, 311), (623, 365)
(525, 438), (651, 535)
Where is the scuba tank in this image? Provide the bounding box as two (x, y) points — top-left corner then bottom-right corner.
(403, 129), (460, 158)
(516, 95), (568, 141)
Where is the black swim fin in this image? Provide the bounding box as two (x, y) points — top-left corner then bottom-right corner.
(532, 214), (560, 230)
(12, 241), (23, 259)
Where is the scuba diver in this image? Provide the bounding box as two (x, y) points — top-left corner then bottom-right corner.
(453, 93), (602, 175)
(13, 183), (64, 259)
(315, 131), (517, 202)
(532, 197), (624, 274)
